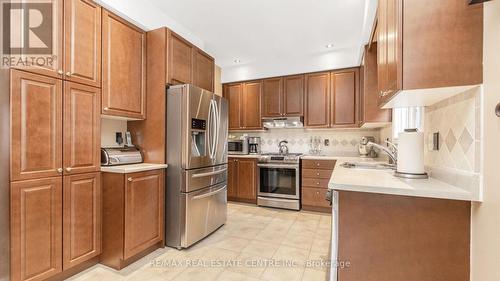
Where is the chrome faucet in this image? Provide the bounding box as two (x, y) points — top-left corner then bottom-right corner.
(368, 141), (398, 165)
(278, 140), (289, 155)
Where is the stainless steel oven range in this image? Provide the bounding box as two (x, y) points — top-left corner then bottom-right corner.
(257, 153), (302, 210)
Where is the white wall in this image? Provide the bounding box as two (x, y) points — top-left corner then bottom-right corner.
(101, 118), (127, 147)
(471, 1), (500, 280)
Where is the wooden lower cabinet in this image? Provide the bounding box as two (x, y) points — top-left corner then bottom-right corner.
(337, 191), (470, 281)
(63, 173), (101, 270)
(10, 174), (102, 281)
(301, 159), (335, 213)
(11, 177), (63, 281)
(101, 169), (165, 270)
(227, 158), (258, 203)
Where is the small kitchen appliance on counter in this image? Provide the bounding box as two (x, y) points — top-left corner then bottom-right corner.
(101, 146), (143, 166)
(358, 136), (377, 157)
(228, 135), (249, 155)
(248, 137), (261, 154)
(395, 129), (428, 179)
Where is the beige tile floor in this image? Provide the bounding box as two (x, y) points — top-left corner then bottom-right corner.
(67, 203), (332, 281)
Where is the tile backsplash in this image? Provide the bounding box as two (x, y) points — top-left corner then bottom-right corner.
(231, 129), (381, 155)
(424, 86), (482, 198)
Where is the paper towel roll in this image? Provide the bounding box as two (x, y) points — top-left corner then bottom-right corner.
(397, 130), (425, 174)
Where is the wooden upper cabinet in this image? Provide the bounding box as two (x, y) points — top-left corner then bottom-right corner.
(63, 172), (101, 270)
(224, 83), (242, 130)
(193, 48), (215, 91)
(102, 10), (146, 119)
(168, 31), (194, 85)
(362, 43), (391, 123)
(124, 170), (164, 259)
(262, 77), (283, 117)
(11, 177), (63, 281)
(10, 70), (63, 181)
(10, 0), (64, 79)
(305, 72), (330, 128)
(331, 68), (359, 127)
(378, 0), (483, 106)
(241, 81), (262, 129)
(64, 0), (102, 87)
(63, 82), (101, 175)
(283, 75), (304, 116)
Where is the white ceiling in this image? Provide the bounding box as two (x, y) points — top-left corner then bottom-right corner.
(97, 0), (377, 83)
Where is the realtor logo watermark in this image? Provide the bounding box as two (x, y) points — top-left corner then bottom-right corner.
(1, 0), (56, 69)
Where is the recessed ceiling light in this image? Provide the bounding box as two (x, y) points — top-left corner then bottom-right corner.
(325, 43), (334, 48)
(234, 59), (241, 63)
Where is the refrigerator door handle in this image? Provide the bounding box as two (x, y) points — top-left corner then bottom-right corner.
(191, 168), (227, 178)
(207, 100), (214, 159)
(192, 185), (227, 200)
(214, 99), (220, 159)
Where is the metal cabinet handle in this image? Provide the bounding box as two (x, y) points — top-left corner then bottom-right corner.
(316, 182), (320, 185)
(66, 72), (71, 76)
(57, 70), (63, 75)
(316, 173), (320, 176)
(103, 107), (109, 110)
(316, 163), (320, 166)
(127, 177), (133, 182)
(57, 168), (63, 173)
(65, 167), (72, 172)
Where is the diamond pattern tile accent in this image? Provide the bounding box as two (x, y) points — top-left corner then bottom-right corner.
(350, 139), (358, 146)
(331, 139), (339, 146)
(445, 130), (457, 152)
(458, 128), (473, 153)
(340, 140), (348, 146)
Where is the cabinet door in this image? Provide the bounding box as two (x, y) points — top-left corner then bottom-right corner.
(124, 170), (164, 259)
(63, 82), (100, 175)
(193, 49), (214, 91)
(363, 43), (392, 123)
(377, 0), (388, 104)
(224, 83), (242, 130)
(11, 1), (64, 79)
(331, 69), (359, 127)
(283, 75), (304, 116)
(262, 78), (283, 117)
(241, 81), (262, 129)
(64, 0), (101, 87)
(305, 72), (330, 128)
(63, 172), (101, 270)
(102, 10), (146, 119)
(11, 70), (63, 181)
(227, 159), (237, 199)
(236, 159), (257, 201)
(11, 177), (63, 281)
(385, 0), (402, 99)
(168, 32), (194, 85)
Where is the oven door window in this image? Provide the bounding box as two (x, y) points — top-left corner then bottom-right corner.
(259, 167), (297, 196)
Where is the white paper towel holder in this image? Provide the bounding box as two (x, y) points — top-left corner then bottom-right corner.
(394, 128), (429, 180)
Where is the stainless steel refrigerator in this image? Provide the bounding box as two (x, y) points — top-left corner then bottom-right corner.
(166, 84), (228, 249)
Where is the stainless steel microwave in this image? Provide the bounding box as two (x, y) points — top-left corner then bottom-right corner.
(228, 136), (249, 155)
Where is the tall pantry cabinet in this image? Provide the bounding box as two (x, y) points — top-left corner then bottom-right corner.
(9, 1), (102, 280)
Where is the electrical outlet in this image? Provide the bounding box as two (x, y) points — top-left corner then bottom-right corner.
(428, 132), (440, 151)
(116, 132), (123, 145)
(324, 139), (330, 146)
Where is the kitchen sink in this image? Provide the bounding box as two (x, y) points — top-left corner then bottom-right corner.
(341, 162), (396, 170)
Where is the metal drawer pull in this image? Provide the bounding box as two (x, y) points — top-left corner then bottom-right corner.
(65, 167), (72, 172)
(127, 177), (133, 182)
(193, 186), (226, 200)
(192, 168), (227, 178)
(57, 168), (63, 173)
(316, 173), (320, 176)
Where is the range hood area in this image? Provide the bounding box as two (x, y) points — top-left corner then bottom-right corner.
(262, 116), (304, 129)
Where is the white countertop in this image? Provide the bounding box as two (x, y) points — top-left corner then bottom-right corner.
(328, 157), (476, 201)
(228, 154), (261, 158)
(101, 163), (168, 174)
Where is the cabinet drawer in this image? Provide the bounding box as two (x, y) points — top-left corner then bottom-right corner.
(302, 178), (330, 189)
(302, 187), (331, 208)
(302, 168), (333, 179)
(302, 159), (336, 170)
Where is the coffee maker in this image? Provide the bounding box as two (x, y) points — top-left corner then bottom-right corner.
(248, 137), (261, 154)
